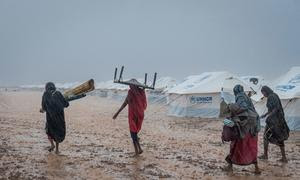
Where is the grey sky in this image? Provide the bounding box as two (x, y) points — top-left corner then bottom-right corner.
(0, 0), (299, 86)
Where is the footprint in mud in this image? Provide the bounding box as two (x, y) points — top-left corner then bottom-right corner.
(155, 155), (170, 160)
(124, 152), (138, 158)
(114, 162), (127, 168)
(144, 142), (157, 149)
(111, 147), (123, 153)
(100, 159), (115, 165)
(0, 147), (7, 153)
(140, 163), (172, 178)
(208, 141), (223, 147)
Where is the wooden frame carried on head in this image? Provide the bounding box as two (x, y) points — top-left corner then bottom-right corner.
(113, 66), (157, 90)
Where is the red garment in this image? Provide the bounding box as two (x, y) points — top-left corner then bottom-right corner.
(127, 86), (147, 133)
(226, 133), (258, 165)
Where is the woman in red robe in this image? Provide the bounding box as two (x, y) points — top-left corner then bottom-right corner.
(223, 85), (260, 174)
(113, 80), (147, 155)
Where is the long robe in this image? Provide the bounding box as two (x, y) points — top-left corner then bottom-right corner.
(226, 134), (258, 165)
(127, 87), (147, 133)
(226, 87), (258, 165)
(265, 93), (289, 145)
(42, 90), (69, 143)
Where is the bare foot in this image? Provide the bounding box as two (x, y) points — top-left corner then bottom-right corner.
(138, 150), (143, 154)
(278, 158), (288, 163)
(48, 146), (55, 152)
(258, 155), (268, 160)
(222, 164), (233, 173)
(255, 168), (261, 175)
(131, 153), (139, 158)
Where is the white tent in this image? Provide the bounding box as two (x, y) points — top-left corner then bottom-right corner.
(241, 76), (263, 86)
(240, 76), (266, 102)
(94, 80), (129, 100)
(255, 66), (300, 131)
(166, 71), (253, 118)
(93, 81), (113, 97)
(273, 66), (300, 99)
(153, 77), (178, 92)
(147, 77), (177, 104)
(95, 77), (177, 103)
(20, 81), (84, 93)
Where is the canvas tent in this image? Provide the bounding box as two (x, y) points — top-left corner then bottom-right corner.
(154, 77), (177, 92)
(20, 81), (83, 92)
(94, 80), (129, 100)
(240, 76), (264, 94)
(146, 77), (177, 104)
(240, 76), (267, 102)
(240, 76), (264, 86)
(255, 66), (300, 131)
(166, 71), (253, 118)
(94, 77), (177, 103)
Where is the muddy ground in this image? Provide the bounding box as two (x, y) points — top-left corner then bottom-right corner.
(0, 91), (300, 179)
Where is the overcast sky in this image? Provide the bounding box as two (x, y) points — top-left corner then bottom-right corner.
(0, 0), (299, 86)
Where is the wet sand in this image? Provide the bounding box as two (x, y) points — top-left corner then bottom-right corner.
(0, 91), (300, 179)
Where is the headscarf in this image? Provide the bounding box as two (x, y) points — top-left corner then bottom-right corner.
(261, 86), (274, 97)
(128, 82), (147, 111)
(233, 84), (244, 96)
(232, 84), (259, 136)
(127, 79), (147, 133)
(45, 82), (56, 93)
(233, 84), (256, 113)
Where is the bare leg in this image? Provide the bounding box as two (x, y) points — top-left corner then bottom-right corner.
(223, 163), (233, 173)
(48, 138), (55, 152)
(133, 141), (139, 156)
(136, 140), (143, 154)
(259, 139), (269, 159)
(279, 143), (287, 162)
(130, 132), (140, 156)
(55, 142), (59, 154)
(254, 162), (261, 174)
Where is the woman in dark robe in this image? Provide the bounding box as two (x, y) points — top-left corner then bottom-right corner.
(223, 85), (260, 174)
(259, 86), (289, 162)
(113, 79), (147, 156)
(40, 82), (69, 154)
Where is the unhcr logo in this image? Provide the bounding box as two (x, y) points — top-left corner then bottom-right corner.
(190, 96), (212, 104)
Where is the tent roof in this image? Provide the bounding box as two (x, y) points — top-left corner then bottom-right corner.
(240, 76), (264, 90)
(21, 81), (82, 89)
(96, 77), (178, 91)
(240, 75), (265, 102)
(95, 80), (128, 90)
(152, 77), (177, 91)
(167, 71), (252, 94)
(273, 66), (300, 99)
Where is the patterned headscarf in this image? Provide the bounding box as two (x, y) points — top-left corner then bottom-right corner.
(233, 84), (257, 113)
(233, 84), (244, 96)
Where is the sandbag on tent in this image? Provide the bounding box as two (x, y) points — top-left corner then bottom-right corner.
(166, 71), (253, 118)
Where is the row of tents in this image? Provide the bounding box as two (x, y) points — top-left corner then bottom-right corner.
(94, 67), (300, 131)
(18, 66), (300, 131)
